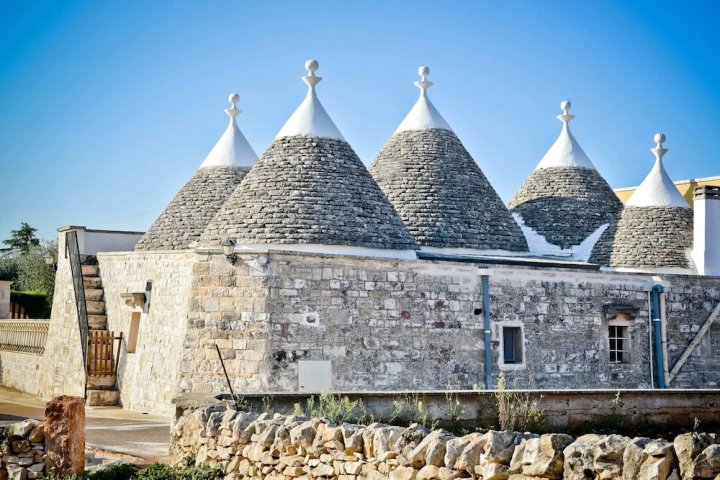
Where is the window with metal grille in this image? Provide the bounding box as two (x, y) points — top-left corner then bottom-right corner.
(609, 325), (629, 363)
(503, 326), (523, 364)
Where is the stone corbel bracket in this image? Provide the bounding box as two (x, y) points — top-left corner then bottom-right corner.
(120, 292), (146, 310)
(603, 303), (640, 321)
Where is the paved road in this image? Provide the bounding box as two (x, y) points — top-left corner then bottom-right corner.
(0, 387), (170, 463)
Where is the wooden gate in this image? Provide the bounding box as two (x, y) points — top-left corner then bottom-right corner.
(87, 330), (123, 376)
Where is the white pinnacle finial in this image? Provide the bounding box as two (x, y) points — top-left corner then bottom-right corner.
(415, 65), (433, 97)
(652, 132), (668, 161)
(225, 92), (242, 122)
(557, 100), (575, 126)
(302, 59), (322, 91)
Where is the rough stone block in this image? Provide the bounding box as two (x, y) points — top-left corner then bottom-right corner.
(44, 396), (85, 476)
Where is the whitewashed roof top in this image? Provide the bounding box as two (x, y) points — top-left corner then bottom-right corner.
(275, 60), (345, 141)
(199, 93), (258, 169)
(626, 133), (690, 208)
(395, 66), (452, 133)
(535, 101), (596, 170)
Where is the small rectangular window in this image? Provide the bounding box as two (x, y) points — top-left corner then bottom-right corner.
(503, 327), (523, 364)
(609, 325), (629, 363)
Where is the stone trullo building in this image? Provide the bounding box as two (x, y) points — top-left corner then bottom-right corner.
(592, 133), (694, 270)
(134, 93), (258, 251)
(7, 60), (719, 416)
(509, 101), (623, 260)
(369, 67), (528, 255)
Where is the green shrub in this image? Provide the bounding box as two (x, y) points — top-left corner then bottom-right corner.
(0, 255), (19, 282)
(45, 461), (221, 480)
(495, 372), (545, 431)
(11, 290), (51, 318)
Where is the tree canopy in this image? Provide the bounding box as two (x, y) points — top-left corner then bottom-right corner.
(4, 222), (40, 254)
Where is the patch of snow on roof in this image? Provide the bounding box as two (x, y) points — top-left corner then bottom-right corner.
(536, 101), (596, 170)
(395, 66), (452, 133)
(275, 60), (345, 141)
(513, 213), (608, 261)
(626, 133), (690, 208)
(200, 93), (258, 169)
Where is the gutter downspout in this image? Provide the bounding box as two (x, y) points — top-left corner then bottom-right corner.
(478, 269), (493, 389)
(650, 285), (666, 389)
(660, 293), (670, 385)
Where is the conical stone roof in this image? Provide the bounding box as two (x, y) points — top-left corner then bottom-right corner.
(508, 101), (623, 255)
(591, 134), (693, 269)
(370, 67), (527, 253)
(135, 94), (258, 251)
(199, 61), (417, 253)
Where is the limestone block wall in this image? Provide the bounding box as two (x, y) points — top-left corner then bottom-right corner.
(488, 268), (655, 389)
(179, 251), (720, 399)
(662, 275), (720, 387)
(262, 254), (484, 391)
(0, 350), (42, 394)
(99, 251), (196, 415)
(180, 253), (271, 396)
(38, 233), (85, 399)
(0, 418), (46, 480)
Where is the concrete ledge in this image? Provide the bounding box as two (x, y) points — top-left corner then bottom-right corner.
(173, 389), (720, 433)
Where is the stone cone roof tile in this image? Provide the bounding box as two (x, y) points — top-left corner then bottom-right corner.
(509, 166), (623, 249)
(591, 206), (693, 268)
(370, 128), (528, 251)
(135, 166), (250, 251)
(199, 135), (418, 250)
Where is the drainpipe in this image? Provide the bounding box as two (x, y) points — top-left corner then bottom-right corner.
(478, 269), (493, 389)
(650, 285), (666, 389)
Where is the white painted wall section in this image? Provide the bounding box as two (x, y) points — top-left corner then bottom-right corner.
(693, 188), (720, 275)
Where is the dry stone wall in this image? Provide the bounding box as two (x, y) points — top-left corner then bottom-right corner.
(171, 405), (720, 480)
(0, 419), (46, 480)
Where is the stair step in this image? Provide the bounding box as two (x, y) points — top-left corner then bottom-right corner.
(84, 288), (104, 302)
(88, 315), (107, 330)
(87, 375), (116, 390)
(82, 265), (99, 276)
(86, 301), (106, 315)
(80, 255), (98, 266)
(83, 277), (102, 289)
(86, 389), (120, 407)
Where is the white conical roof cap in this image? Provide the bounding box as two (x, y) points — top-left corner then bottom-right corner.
(275, 60), (344, 140)
(199, 93), (258, 169)
(626, 133), (689, 208)
(395, 66), (452, 133)
(535, 101), (595, 170)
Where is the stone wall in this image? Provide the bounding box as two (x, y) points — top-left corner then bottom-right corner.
(99, 250), (196, 415)
(32, 245), (720, 416)
(0, 419), (46, 480)
(0, 350), (42, 394)
(38, 232), (85, 399)
(663, 275), (720, 387)
(171, 404), (720, 480)
(179, 251), (720, 402)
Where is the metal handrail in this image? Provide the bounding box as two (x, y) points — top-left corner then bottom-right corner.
(66, 231), (89, 372)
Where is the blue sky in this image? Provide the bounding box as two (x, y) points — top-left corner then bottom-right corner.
(1, 0), (719, 241)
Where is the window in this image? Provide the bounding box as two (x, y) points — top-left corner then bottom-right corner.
(503, 327), (523, 364)
(609, 325), (629, 363)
